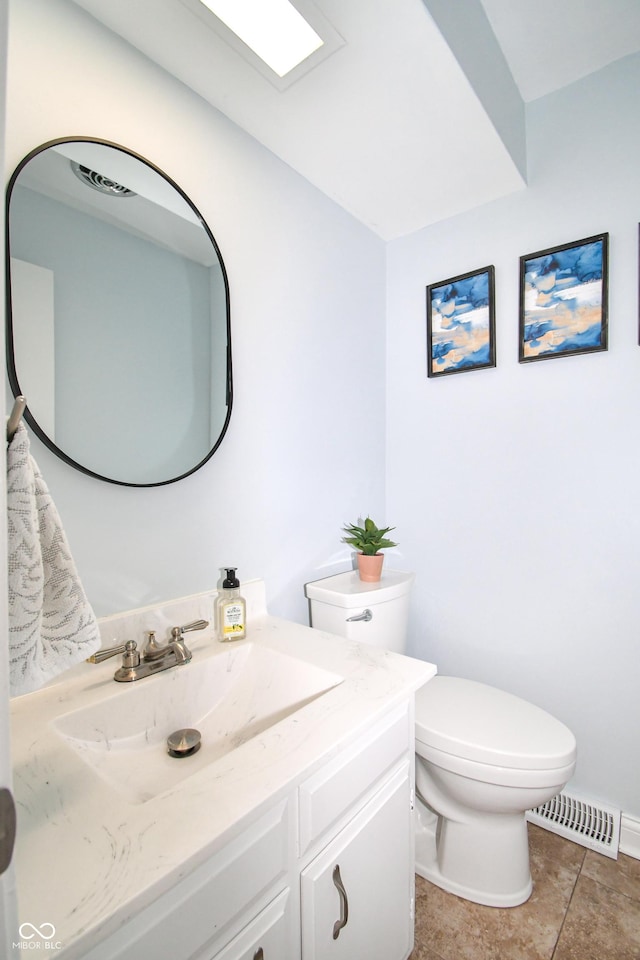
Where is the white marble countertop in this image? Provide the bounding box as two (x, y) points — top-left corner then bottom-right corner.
(10, 580), (436, 958)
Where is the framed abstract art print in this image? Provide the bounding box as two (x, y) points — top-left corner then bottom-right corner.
(519, 234), (608, 363)
(426, 265), (496, 378)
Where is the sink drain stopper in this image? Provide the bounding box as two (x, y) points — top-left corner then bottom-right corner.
(167, 728), (202, 758)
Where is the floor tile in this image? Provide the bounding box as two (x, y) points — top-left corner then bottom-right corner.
(581, 849), (640, 902)
(528, 823), (586, 875)
(411, 825), (640, 960)
(553, 873), (640, 960)
(413, 839), (579, 960)
(411, 825), (583, 960)
(408, 943), (444, 960)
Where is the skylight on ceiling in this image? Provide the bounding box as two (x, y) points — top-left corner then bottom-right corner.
(198, 0), (324, 77)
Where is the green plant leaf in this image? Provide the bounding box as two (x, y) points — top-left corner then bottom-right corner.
(341, 516), (398, 553)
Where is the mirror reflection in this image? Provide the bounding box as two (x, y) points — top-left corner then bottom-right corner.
(6, 139), (232, 486)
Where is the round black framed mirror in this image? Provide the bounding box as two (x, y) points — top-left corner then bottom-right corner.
(6, 138), (232, 486)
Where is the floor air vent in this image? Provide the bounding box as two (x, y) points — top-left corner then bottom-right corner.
(526, 791), (620, 859)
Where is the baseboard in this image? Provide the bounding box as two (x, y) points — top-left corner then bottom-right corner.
(620, 813), (640, 860)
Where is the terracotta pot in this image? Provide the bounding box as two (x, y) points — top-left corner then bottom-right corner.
(357, 553), (384, 582)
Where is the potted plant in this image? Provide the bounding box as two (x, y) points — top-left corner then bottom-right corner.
(341, 516), (397, 582)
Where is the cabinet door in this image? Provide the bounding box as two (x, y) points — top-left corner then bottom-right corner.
(298, 705), (410, 857)
(301, 765), (412, 960)
(204, 889), (296, 960)
(78, 800), (291, 960)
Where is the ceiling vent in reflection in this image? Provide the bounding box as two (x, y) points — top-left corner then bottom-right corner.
(70, 161), (136, 197)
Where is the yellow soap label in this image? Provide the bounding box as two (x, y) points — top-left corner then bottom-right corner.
(222, 603), (245, 636)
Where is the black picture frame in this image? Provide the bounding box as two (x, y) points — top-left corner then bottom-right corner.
(519, 234), (608, 363)
(426, 265), (496, 378)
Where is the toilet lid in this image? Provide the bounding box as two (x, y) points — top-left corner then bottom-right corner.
(415, 676), (576, 770)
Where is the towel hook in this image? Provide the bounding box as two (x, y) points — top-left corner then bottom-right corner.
(6, 396), (26, 444)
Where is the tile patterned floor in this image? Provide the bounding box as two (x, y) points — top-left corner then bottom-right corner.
(410, 824), (640, 960)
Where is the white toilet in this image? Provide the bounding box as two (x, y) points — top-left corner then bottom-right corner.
(305, 569), (577, 908)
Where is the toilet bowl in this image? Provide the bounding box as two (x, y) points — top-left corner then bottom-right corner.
(414, 675), (576, 906)
(304, 570), (577, 908)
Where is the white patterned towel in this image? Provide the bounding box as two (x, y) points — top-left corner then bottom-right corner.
(7, 423), (101, 696)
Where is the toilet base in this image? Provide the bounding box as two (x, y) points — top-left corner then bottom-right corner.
(415, 801), (533, 908)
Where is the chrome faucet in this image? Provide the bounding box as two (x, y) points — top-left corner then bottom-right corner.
(88, 619), (209, 682)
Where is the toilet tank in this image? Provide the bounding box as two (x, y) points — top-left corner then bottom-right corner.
(305, 570), (415, 654)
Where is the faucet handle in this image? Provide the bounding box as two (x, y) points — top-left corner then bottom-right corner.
(171, 619), (209, 638)
(87, 639), (139, 665)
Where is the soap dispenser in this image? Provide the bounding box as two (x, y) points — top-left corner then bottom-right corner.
(216, 568), (247, 642)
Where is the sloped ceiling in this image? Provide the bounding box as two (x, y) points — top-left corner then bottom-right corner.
(482, 0), (640, 102)
(68, 0), (640, 240)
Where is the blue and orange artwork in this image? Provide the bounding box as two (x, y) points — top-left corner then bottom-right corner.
(520, 235), (608, 361)
(427, 266), (495, 377)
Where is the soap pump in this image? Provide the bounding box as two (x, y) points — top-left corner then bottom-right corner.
(216, 568), (246, 642)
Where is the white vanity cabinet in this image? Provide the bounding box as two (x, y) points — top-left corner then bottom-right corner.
(72, 701), (415, 960)
(13, 586), (436, 960)
(298, 705), (414, 960)
(200, 889), (292, 960)
(300, 766), (412, 960)
(77, 799), (295, 960)
(203, 703), (414, 960)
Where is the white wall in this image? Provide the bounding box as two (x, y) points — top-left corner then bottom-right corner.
(387, 54), (640, 818)
(8, 0), (639, 825)
(5, 0), (387, 623)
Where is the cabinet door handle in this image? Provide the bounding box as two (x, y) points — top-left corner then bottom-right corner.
(253, 949), (264, 960)
(332, 864), (349, 940)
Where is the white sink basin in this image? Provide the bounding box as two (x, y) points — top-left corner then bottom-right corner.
(53, 643), (343, 804)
